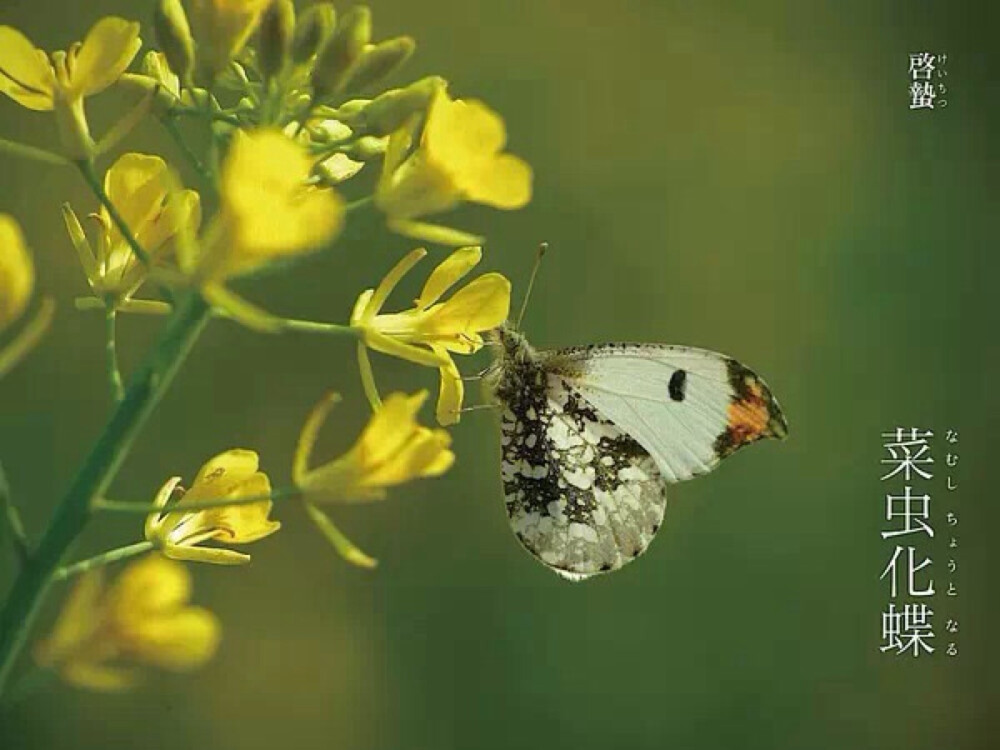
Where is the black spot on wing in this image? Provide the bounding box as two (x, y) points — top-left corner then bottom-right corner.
(668, 369), (687, 402)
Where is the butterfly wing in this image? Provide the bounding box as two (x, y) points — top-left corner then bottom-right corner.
(499, 373), (668, 581)
(551, 344), (788, 484)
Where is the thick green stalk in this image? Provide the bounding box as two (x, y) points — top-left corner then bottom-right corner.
(0, 292), (211, 696)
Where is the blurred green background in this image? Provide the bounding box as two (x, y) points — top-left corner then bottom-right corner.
(0, 0), (996, 748)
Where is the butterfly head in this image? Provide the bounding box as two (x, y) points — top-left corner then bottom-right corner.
(491, 322), (534, 361)
(482, 322), (538, 396)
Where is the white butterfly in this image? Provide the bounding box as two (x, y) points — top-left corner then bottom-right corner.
(483, 323), (788, 581)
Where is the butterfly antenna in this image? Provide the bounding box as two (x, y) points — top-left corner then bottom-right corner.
(516, 242), (548, 329)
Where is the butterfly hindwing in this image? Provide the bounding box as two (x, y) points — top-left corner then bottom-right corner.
(553, 344), (788, 484)
(499, 371), (667, 580)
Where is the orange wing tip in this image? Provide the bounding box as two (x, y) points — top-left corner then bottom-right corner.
(714, 359), (788, 458)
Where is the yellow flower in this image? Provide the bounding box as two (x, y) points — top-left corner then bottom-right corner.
(375, 87), (532, 245)
(0, 215), (33, 330)
(188, 0), (272, 80)
(0, 215), (53, 378)
(292, 391), (454, 567)
(0, 17), (141, 158)
(63, 153), (201, 306)
(294, 391), (454, 503)
(351, 246), (511, 425)
(180, 129), (343, 330)
(145, 449), (280, 565)
(35, 555), (220, 691)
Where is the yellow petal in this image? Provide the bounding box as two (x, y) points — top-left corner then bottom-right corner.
(212, 502), (281, 544)
(188, 0), (271, 77)
(434, 348), (464, 426)
(101, 153), (184, 270)
(386, 218), (484, 247)
(0, 26), (54, 110)
(108, 555), (191, 616)
(121, 606), (221, 671)
(61, 203), (99, 287)
(358, 391), (428, 471)
(350, 288), (375, 327)
(365, 247), (426, 319)
(304, 502), (378, 568)
(61, 660), (138, 692)
(145, 475), (182, 541)
(362, 328), (451, 368)
(424, 272), (511, 342)
(424, 93), (506, 166)
(35, 571), (104, 667)
(293, 392), (341, 483)
(375, 155), (461, 220)
(462, 153), (533, 210)
(71, 17), (142, 97)
(196, 472), (281, 544)
(138, 188), (201, 262)
(0, 215), (35, 328)
(364, 427), (454, 486)
(188, 448), (259, 491)
(221, 129), (343, 267)
(415, 246), (482, 309)
(377, 112), (418, 195)
(161, 543), (251, 565)
(104, 153), (169, 228)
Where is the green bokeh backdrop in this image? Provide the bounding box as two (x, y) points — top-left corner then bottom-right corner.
(0, 0), (996, 748)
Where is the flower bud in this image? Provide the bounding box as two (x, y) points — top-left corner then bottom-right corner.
(316, 153), (364, 184)
(311, 5), (371, 98)
(337, 36), (415, 95)
(154, 0), (196, 84)
(343, 135), (387, 161)
(352, 76), (443, 136)
(0, 216), (34, 330)
(258, 0), (295, 80)
(291, 2), (335, 64)
(189, 0), (271, 82)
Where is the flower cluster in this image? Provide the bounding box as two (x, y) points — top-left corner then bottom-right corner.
(0, 0), (533, 698)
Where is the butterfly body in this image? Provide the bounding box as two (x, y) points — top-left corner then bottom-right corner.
(484, 323), (787, 581)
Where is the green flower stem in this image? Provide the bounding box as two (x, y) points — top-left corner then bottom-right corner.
(94, 486), (301, 515)
(53, 541), (154, 582)
(76, 160), (153, 268)
(0, 292), (212, 697)
(344, 196), (374, 213)
(291, 97), (315, 137)
(169, 107), (242, 127)
(95, 92), (153, 157)
(160, 114), (215, 192)
(0, 299), (55, 380)
(0, 137), (67, 166)
(105, 306), (125, 403)
(0, 461), (30, 566)
(76, 297), (172, 316)
(278, 318), (359, 337)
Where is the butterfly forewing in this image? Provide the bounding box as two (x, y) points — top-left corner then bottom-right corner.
(499, 371), (667, 580)
(555, 344), (786, 484)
